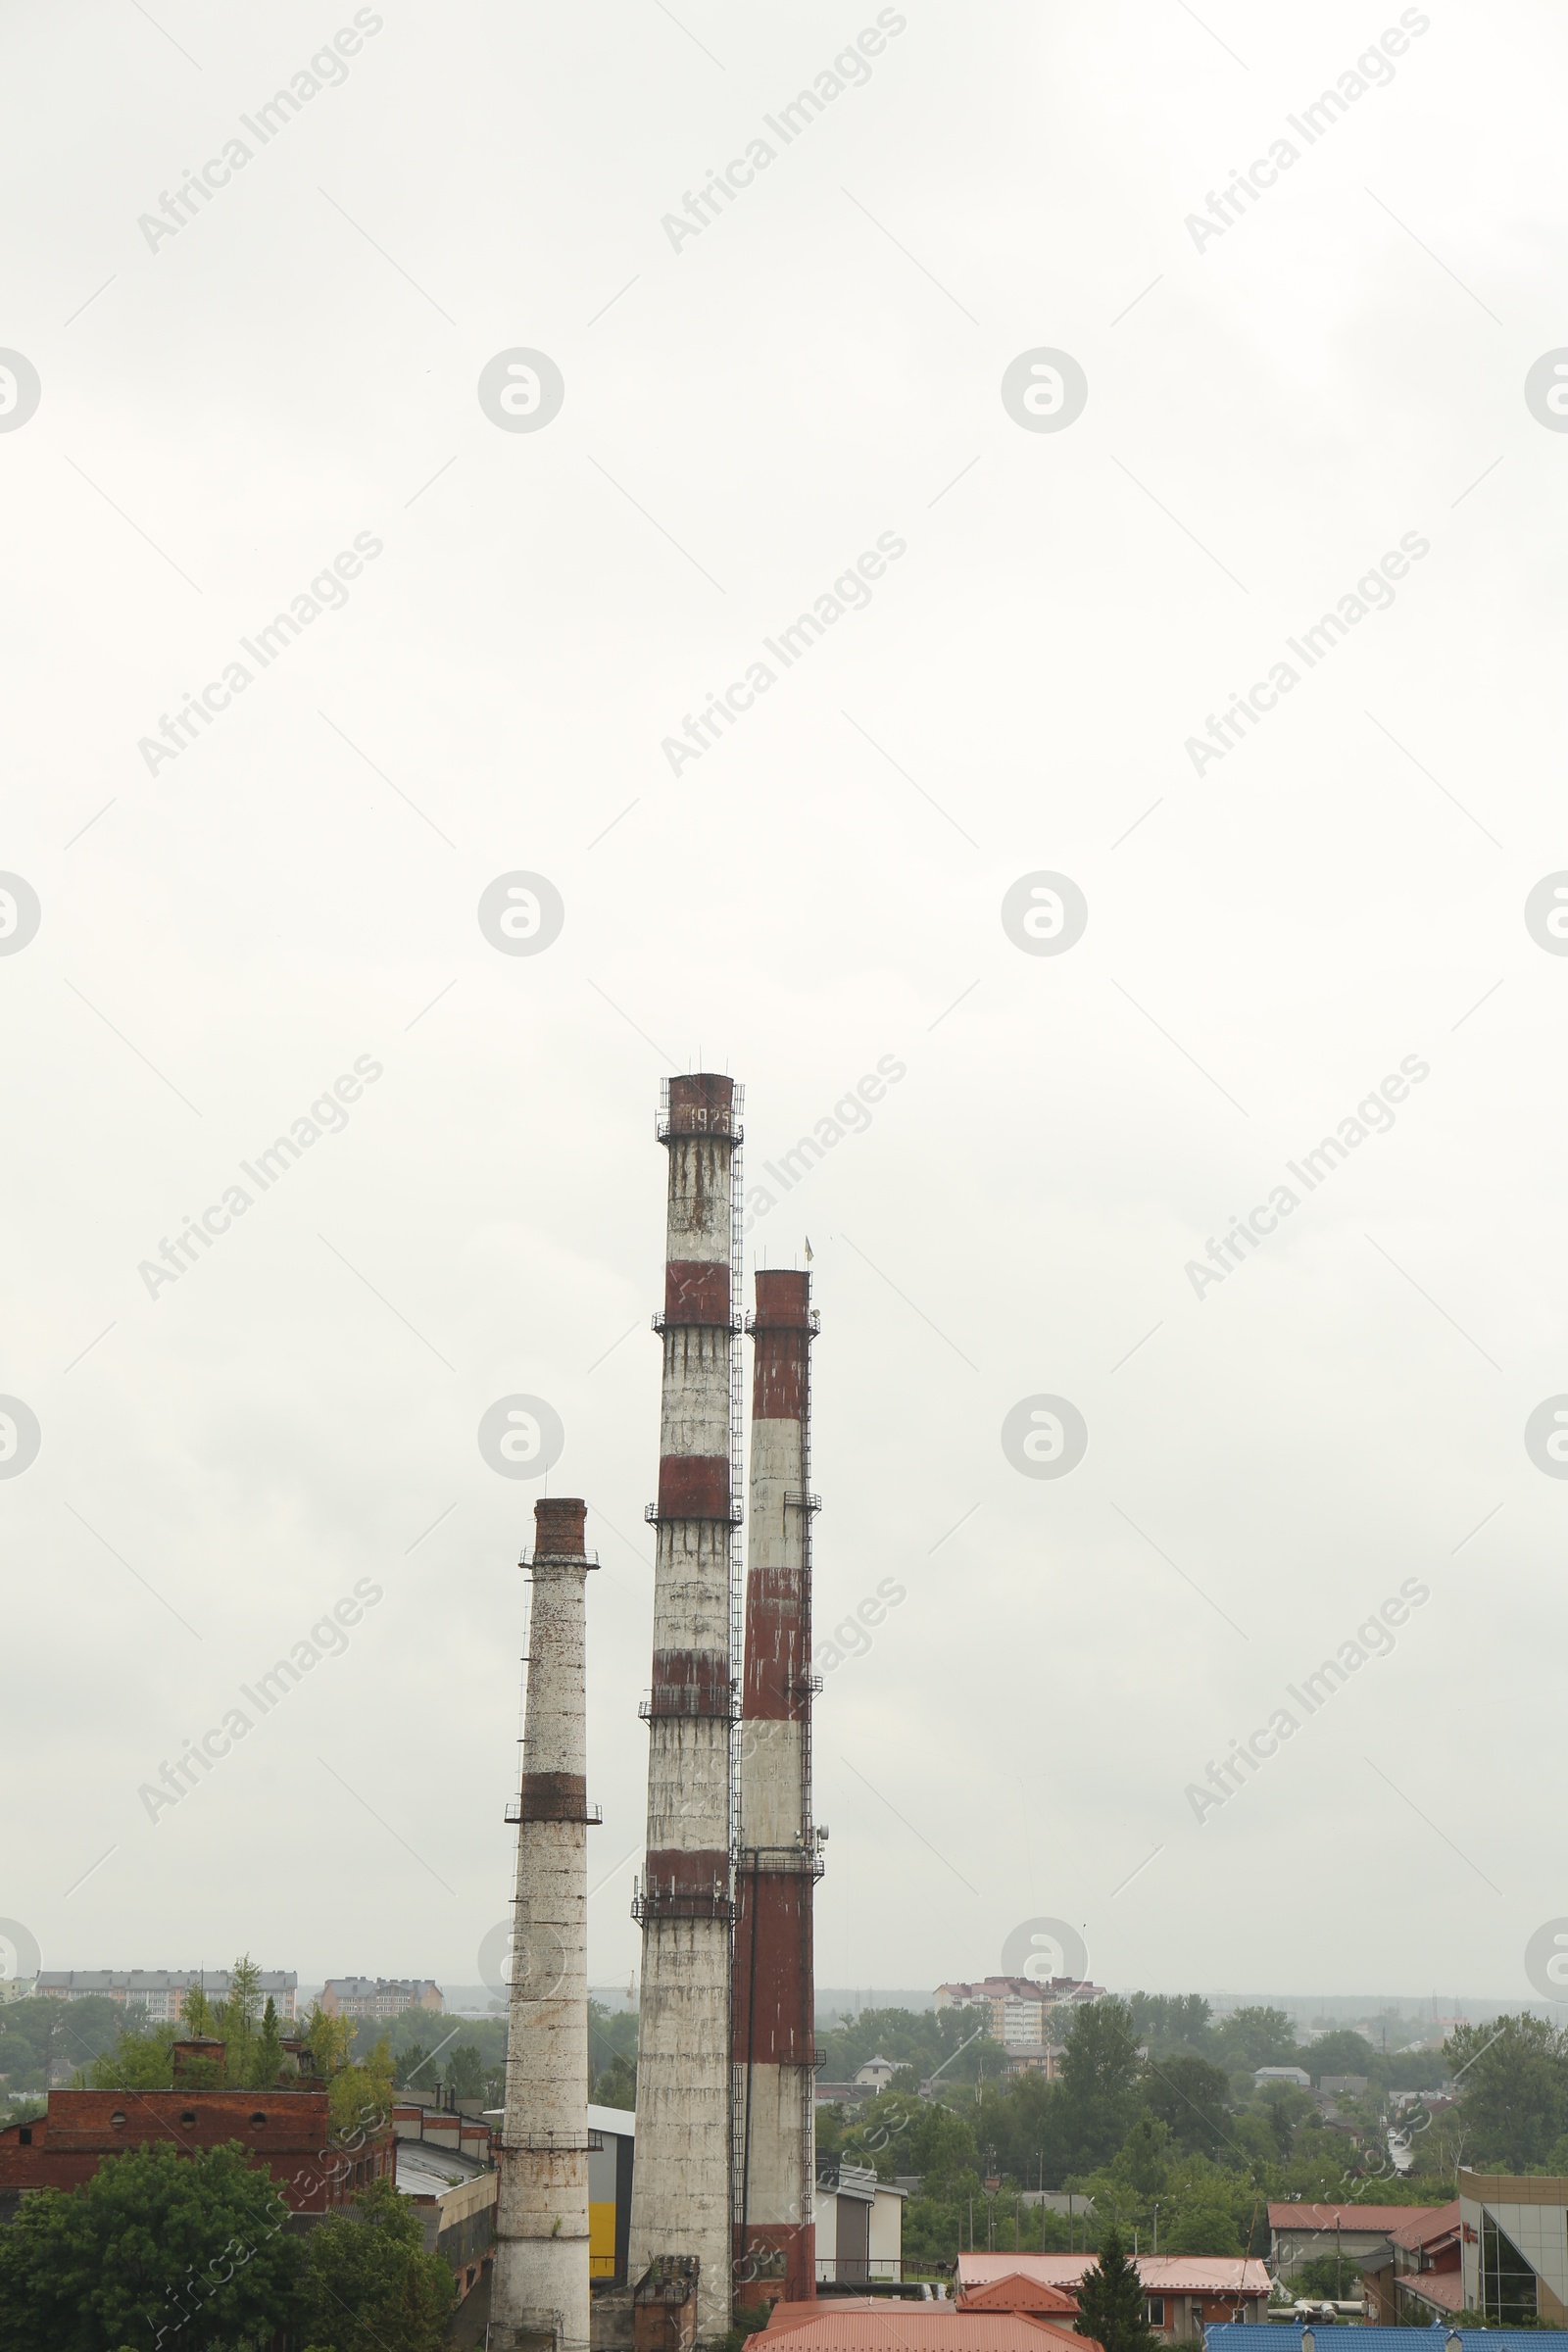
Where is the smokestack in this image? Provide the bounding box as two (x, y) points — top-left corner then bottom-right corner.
(492, 1496), (599, 2352)
(732, 1269), (821, 2302)
(630, 1074), (742, 2345)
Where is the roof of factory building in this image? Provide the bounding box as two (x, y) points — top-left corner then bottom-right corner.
(478, 2104), (634, 2136)
(588, 2103), (635, 2135)
(395, 2146), (484, 2197)
(755, 2308), (1093, 2352)
(956, 2254), (1271, 2296)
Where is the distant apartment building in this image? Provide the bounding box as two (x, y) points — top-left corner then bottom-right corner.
(35, 1970), (297, 2023)
(934, 1975), (1104, 2045)
(318, 1977), (443, 2023)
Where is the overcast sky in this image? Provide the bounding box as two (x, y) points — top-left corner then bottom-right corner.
(4, 0), (1567, 2014)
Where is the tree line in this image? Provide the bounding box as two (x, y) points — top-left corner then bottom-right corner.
(816, 1995), (1568, 2270)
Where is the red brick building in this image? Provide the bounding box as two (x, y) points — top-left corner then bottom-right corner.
(0, 2085), (394, 2214)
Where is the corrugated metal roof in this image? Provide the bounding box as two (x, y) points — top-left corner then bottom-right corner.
(1208, 2329), (1568, 2352)
(754, 2314), (1091, 2352)
(1394, 2272), (1463, 2313)
(1388, 2201), (1459, 2251)
(958, 2278), (1080, 2313)
(1268, 2205), (1445, 2231)
(587, 2103), (635, 2137)
(957, 2255), (1271, 2296)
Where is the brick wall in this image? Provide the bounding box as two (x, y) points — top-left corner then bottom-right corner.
(0, 2087), (395, 2213)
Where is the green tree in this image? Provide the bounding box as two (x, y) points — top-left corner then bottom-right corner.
(180, 1982), (219, 2039)
(1112, 2116), (1171, 2199)
(88, 2020), (177, 2090)
(393, 2042), (430, 2091)
(1127, 1994), (1214, 2060)
(0, 2139), (299, 2351)
(1059, 2000), (1144, 2173)
(1075, 2221), (1152, 2352)
(328, 2046), (394, 2147)
(814, 2004), (992, 2086)
(1446, 2014), (1568, 2172)
(302, 2000), (353, 2076)
(1211, 2007), (1298, 2075)
(298, 2175), (454, 2351)
(593, 2050), (636, 2109)
(1294, 2254), (1358, 2299)
(214, 1954), (262, 2084)
(252, 1993), (283, 2091)
(1144, 2055), (1233, 2158)
(1304, 2030), (1377, 2083)
(1163, 2202), (1242, 2255)
(444, 2043), (484, 2100)
(0, 1995), (125, 2091)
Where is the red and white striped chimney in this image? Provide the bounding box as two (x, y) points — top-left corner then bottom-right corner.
(732, 1267), (821, 2303)
(629, 1073), (742, 2344)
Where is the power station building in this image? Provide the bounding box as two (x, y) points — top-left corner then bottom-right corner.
(494, 1076), (824, 2349)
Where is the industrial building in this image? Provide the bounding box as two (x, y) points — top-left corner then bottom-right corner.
(392, 2104), (498, 2317)
(470, 1075), (829, 2349)
(589, 2104), (636, 2285)
(0, 2075), (393, 2216)
(813, 2162), (906, 2287)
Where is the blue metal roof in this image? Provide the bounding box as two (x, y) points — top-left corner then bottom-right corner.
(1206, 2331), (1568, 2352)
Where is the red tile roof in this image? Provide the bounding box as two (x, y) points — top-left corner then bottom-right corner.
(1268, 2204), (1446, 2231)
(754, 2312), (1091, 2352)
(957, 2257), (1270, 2297)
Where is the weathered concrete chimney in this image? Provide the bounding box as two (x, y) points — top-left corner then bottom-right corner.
(491, 1495), (598, 2352)
(629, 1074), (742, 2344)
(732, 1268), (821, 2302)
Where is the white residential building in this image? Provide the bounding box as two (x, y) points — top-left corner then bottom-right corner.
(34, 1970), (298, 2022)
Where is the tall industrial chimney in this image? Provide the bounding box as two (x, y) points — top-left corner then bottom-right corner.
(492, 1495), (598, 2352)
(732, 1269), (821, 2303)
(629, 1073), (743, 2346)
